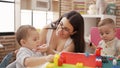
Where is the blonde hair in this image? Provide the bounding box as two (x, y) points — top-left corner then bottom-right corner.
(98, 18), (115, 28)
(16, 25), (36, 46)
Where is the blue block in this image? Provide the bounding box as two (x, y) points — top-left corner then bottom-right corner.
(112, 65), (120, 68)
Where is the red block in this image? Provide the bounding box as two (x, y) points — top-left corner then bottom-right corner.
(61, 52), (96, 67)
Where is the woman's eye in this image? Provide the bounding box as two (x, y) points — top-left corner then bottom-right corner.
(63, 27), (69, 31)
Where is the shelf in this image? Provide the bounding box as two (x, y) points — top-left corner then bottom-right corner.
(82, 14), (116, 23)
(82, 14), (116, 36)
(82, 14), (116, 18)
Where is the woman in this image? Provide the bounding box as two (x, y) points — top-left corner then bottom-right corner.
(6, 11), (85, 68)
(39, 10), (85, 54)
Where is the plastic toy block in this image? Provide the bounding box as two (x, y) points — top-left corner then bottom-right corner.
(46, 63), (55, 68)
(95, 47), (102, 57)
(61, 52), (96, 67)
(85, 52), (90, 57)
(58, 58), (63, 66)
(113, 59), (117, 65)
(46, 52), (120, 68)
(54, 54), (60, 66)
(101, 56), (108, 63)
(112, 66), (120, 68)
(76, 63), (83, 68)
(109, 57), (114, 61)
(46, 63), (96, 68)
(102, 56), (120, 68)
(95, 58), (102, 67)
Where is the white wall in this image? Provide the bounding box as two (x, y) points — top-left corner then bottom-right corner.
(15, 0), (21, 32)
(84, 18), (97, 37)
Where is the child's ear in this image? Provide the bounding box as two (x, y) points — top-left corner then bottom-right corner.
(20, 39), (26, 45)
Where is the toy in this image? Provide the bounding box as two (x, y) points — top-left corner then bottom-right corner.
(46, 52), (120, 68)
(58, 57), (63, 66)
(113, 59), (117, 65)
(87, 4), (97, 15)
(95, 47), (102, 57)
(61, 52), (96, 67)
(76, 63), (83, 68)
(46, 52), (99, 68)
(53, 54), (60, 66)
(106, 3), (116, 15)
(96, 58), (102, 67)
(96, 0), (107, 14)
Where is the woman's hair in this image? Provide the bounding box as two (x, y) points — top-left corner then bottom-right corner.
(16, 25), (36, 46)
(98, 18), (115, 28)
(51, 11), (85, 53)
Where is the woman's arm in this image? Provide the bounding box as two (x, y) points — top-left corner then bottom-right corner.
(39, 26), (48, 44)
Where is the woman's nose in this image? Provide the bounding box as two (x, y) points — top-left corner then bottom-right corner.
(58, 27), (63, 32)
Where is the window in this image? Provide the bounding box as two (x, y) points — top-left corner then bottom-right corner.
(21, 10), (32, 25)
(2, 0), (14, 2)
(32, 0), (50, 11)
(21, 10), (53, 30)
(0, 1), (14, 33)
(33, 11), (47, 29)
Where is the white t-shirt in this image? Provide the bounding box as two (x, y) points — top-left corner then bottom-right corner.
(16, 47), (43, 68)
(99, 37), (120, 56)
(46, 25), (72, 49)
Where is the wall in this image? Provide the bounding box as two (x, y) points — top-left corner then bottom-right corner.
(0, 35), (16, 62)
(116, 0), (120, 27)
(0, 0), (21, 62)
(15, 0), (21, 32)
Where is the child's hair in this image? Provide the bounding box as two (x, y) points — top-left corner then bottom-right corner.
(98, 18), (115, 28)
(16, 25), (36, 46)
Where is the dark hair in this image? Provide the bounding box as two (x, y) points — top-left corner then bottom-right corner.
(51, 11), (85, 53)
(16, 25), (36, 46)
(98, 18), (115, 28)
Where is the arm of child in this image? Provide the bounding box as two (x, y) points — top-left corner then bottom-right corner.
(24, 54), (54, 67)
(116, 47), (120, 59)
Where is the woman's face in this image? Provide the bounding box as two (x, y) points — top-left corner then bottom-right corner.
(56, 17), (74, 38)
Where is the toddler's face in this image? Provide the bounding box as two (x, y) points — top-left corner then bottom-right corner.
(24, 30), (40, 49)
(98, 25), (116, 42)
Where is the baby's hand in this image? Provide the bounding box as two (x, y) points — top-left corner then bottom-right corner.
(117, 55), (120, 59)
(46, 54), (54, 62)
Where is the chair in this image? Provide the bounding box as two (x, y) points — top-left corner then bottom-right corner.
(6, 61), (16, 68)
(0, 52), (14, 68)
(90, 27), (120, 46)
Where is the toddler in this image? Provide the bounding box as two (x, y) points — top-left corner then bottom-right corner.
(15, 25), (54, 68)
(97, 18), (120, 58)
